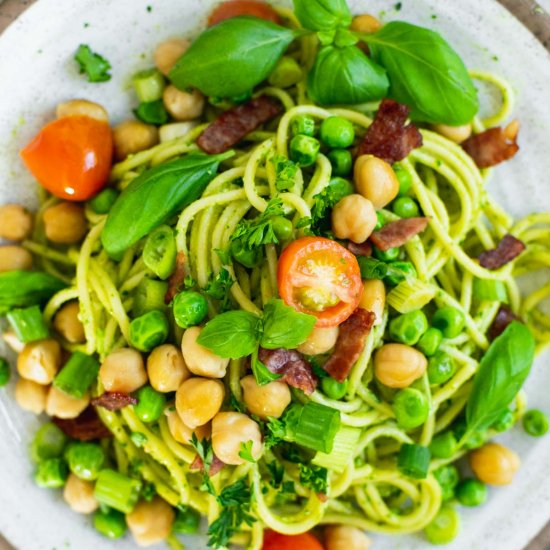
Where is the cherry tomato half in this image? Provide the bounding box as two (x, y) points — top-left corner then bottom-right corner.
(208, 0), (281, 26)
(21, 115), (113, 201)
(262, 530), (324, 550)
(277, 236), (363, 327)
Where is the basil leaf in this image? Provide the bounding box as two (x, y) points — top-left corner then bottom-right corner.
(252, 357), (283, 386)
(102, 152), (231, 259)
(197, 310), (261, 359)
(169, 17), (296, 98)
(294, 0), (352, 31)
(466, 322), (535, 435)
(260, 299), (316, 350)
(364, 21), (478, 125)
(307, 45), (389, 106)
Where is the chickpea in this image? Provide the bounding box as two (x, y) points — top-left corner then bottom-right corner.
(359, 280), (386, 325)
(297, 326), (339, 355)
(181, 327), (229, 378)
(212, 412), (263, 465)
(159, 121), (198, 143)
(3, 330), (25, 353)
(56, 99), (109, 123)
(165, 408), (210, 445)
(354, 155), (399, 209)
(126, 497), (175, 547)
(504, 119), (520, 141)
(154, 38), (190, 76)
(332, 194), (377, 244)
(432, 123), (472, 144)
(147, 344), (190, 393)
(175, 377), (225, 429)
(240, 375), (291, 419)
(325, 525), (372, 550)
(43, 202), (87, 244)
(113, 120), (159, 161)
(63, 473), (99, 514)
(350, 14), (382, 33)
(0, 245), (33, 272)
(53, 301), (85, 344)
(17, 339), (61, 385)
(99, 348), (147, 393)
(0, 204), (33, 241)
(46, 386), (90, 419)
(163, 85), (205, 121)
(14, 378), (48, 414)
(470, 442), (520, 486)
(374, 343), (427, 388)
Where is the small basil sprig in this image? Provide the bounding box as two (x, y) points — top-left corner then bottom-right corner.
(293, 0), (351, 31)
(362, 21), (478, 125)
(465, 321), (535, 437)
(170, 17), (297, 98)
(307, 45), (389, 106)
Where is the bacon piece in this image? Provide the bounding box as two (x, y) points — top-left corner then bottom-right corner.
(91, 392), (137, 411)
(357, 99), (423, 164)
(323, 309), (376, 382)
(165, 251), (187, 304)
(53, 406), (112, 441)
(478, 234), (526, 270)
(370, 217), (429, 251)
(489, 305), (522, 341)
(190, 454), (225, 477)
(197, 95), (282, 154)
(348, 240), (373, 257)
(462, 123), (519, 168)
(258, 348), (317, 395)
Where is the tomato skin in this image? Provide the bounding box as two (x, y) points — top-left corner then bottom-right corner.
(262, 530), (324, 550)
(21, 116), (113, 201)
(277, 236), (363, 328)
(208, 1), (281, 26)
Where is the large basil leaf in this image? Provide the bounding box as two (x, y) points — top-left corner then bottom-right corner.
(102, 153), (231, 259)
(0, 270), (66, 315)
(307, 45), (389, 106)
(169, 17), (297, 98)
(466, 322), (535, 435)
(294, 0), (352, 31)
(364, 21), (478, 125)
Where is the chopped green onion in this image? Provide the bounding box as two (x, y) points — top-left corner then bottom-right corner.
(132, 68), (166, 103)
(397, 443), (430, 479)
(0, 357), (10, 387)
(93, 508), (128, 539)
(424, 505), (460, 544)
(143, 225), (177, 280)
(94, 469), (141, 513)
(133, 278), (168, 317)
(173, 506), (201, 534)
(312, 426), (361, 473)
(387, 279), (437, 314)
(35, 458), (68, 488)
(30, 422), (68, 462)
(7, 305), (49, 343)
(53, 351), (100, 399)
(134, 100), (170, 125)
(473, 278), (508, 303)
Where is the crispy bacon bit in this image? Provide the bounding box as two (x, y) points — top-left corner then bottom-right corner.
(190, 454), (225, 477)
(462, 123), (520, 168)
(357, 99), (423, 164)
(53, 406), (112, 441)
(370, 217), (429, 251)
(165, 251), (187, 304)
(91, 392), (137, 411)
(478, 234), (526, 270)
(489, 305), (522, 341)
(258, 348), (317, 395)
(197, 95), (282, 154)
(348, 240), (373, 257)
(323, 309), (376, 382)
(317, 492), (328, 503)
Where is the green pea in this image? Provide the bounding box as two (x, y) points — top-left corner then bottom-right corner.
(35, 458), (68, 489)
(452, 419), (485, 450)
(523, 409), (549, 437)
(0, 357), (10, 387)
(291, 115), (316, 137)
(173, 506), (201, 534)
(31, 422), (68, 462)
(389, 310), (428, 345)
(134, 386), (167, 423)
(392, 196), (420, 219)
(385, 260), (417, 287)
(132, 278), (168, 317)
(433, 465), (459, 502)
(143, 224), (177, 280)
(89, 188), (119, 215)
(271, 216), (294, 241)
(429, 431), (457, 459)
(327, 148), (353, 177)
(328, 177), (354, 199)
(424, 505), (460, 544)
(428, 352), (456, 385)
(289, 135), (320, 167)
(320, 116), (355, 149)
(93, 508), (128, 539)
(173, 291), (208, 329)
(491, 408), (515, 432)
(374, 211), (385, 231)
(373, 246), (400, 262)
(66, 442), (105, 481)
(432, 307), (465, 338)
(393, 388), (429, 429)
(321, 377), (348, 400)
(393, 163), (412, 196)
(129, 310), (169, 352)
(416, 327), (443, 357)
(456, 478), (488, 507)
(268, 56), (303, 88)
(231, 238), (263, 268)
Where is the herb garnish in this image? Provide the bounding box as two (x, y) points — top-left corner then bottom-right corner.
(74, 44), (112, 83)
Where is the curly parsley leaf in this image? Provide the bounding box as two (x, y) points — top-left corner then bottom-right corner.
(299, 463), (328, 494)
(204, 267), (234, 311)
(264, 416), (287, 449)
(231, 198), (285, 249)
(238, 440), (257, 463)
(74, 44), (112, 83)
(310, 178), (353, 236)
(272, 155), (299, 192)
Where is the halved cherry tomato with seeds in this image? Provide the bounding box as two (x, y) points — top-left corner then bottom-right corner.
(262, 530), (324, 550)
(208, 0), (281, 26)
(277, 236), (363, 327)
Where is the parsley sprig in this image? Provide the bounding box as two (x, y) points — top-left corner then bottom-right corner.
(231, 198), (285, 249)
(74, 44), (112, 82)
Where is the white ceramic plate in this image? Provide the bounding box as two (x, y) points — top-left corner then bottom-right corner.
(1, 1), (550, 549)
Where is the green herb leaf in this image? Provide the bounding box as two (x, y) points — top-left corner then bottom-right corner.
(298, 463), (328, 494)
(466, 322), (535, 436)
(272, 155), (299, 192)
(74, 44), (111, 83)
(252, 356), (283, 386)
(134, 100), (170, 125)
(232, 198), (285, 249)
(190, 434), (216, 496)
(204, 267), (234, 311)
(238, 441), (257, 463)
(309, 178), (354, 236)
(308, 45), (388, 106)
(267, 461), (284, 488)
(170, 17), (297, 98)
(363, 21), (478, 125)
(264, 416), (287, 449)
(294, 0), (352, 31)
